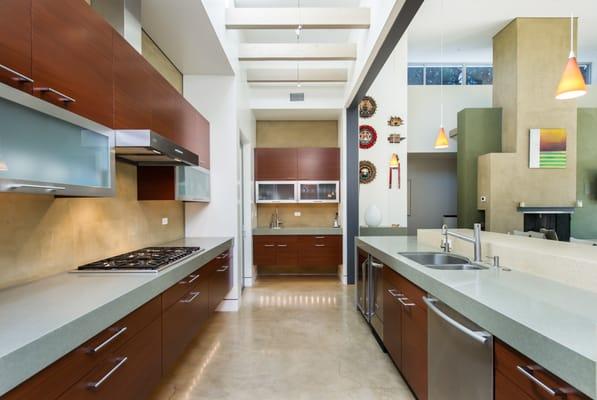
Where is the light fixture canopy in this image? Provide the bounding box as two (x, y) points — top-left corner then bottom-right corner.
(556, 15), (587, 100)
(0, 161), (7, 171)
(434, 127), (449, 149)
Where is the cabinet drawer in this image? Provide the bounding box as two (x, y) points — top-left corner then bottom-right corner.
(3, 296), (161, 400)
(162, 268), (203, 311)
(495, 340), (589, 400)
(299, 235), (341, 248)
(496, 371), (534, 400)
(253, 236), (278, 265)
(58, 318), (162, 400)
(276, 236), (298, 266)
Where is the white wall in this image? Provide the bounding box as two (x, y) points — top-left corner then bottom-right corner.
(407, 85), (493, 152)
(359, 35), (408, 228)
(578, 85), (597, 107)
(337, 110), (348, 283)
(249, 85), (345, 111)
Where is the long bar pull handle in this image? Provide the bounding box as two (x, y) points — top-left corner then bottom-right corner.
(33, 87), (76, 103)
(423, 296), (491, 344)
(89, 327), (128, 354)
(180, 291), (201, 303)
(9, 184), (66, 192)
(315, 244), (326, 247)
(217, 265), (229, 272)
(0, 63), (34, 83)
(387, 289), (405, 298)
(397, 297), (416, 307)
(264, 244), (275, 247)
(516, 365), (561, 397)
(186, 274), (200, 284)
(371, 261), (384, 269)
(87, 357), (128, 390)
(277, 244), (288, 247)
(315, 236), (326, 239)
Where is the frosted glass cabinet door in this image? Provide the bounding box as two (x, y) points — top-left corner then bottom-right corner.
(0, 89), (114, 196)
(176, 166), (210, 202)
(298, 181), (339, 203)
(256, 182), (297, 203)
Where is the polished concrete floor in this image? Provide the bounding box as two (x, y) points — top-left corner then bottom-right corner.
(151, 276), (415, 400)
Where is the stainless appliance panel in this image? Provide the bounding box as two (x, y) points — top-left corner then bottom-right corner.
(115, 129), (198, 166)
(356, 252), (369, 320)
(369, 257), (384, 339)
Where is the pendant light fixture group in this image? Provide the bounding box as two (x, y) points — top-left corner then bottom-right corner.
(434, 0), (449, 149)
(295, 0), (302, 88)
(556, 14), (587, 100)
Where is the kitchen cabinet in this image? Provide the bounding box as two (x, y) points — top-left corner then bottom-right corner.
(253, 235), (341, 267)
(297, 148), (340, 180)
(136, 165), (210, 202)
(494, 339), (589, 400)
(150, 69), (180, 143)
(382, 266), (428, 400)
(209, 251), (232, 314)
(182, 99), (210, 169)
(31, 0), (114, 127)
(255, 181), (298, 203)
(0, 0), (33, 92)
(255, 148), (298, 180)
(298, 181), (339, 203)
(298, 235), (342, 267)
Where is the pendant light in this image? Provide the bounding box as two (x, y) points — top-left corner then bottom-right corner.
(434, 0), (449, 149)
(296, 0), (302, 88)
(555, 14), (587, 100)
(0, 161), (7, 171)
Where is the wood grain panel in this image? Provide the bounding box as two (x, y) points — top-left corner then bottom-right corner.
(0, 0), (32, 92)
(276, 236), (299, 266)
(401, 281), (428, 400)
(383, 267), (404, 371)
(253, 236), (278, 265)
(495, 371), (535, 400)
(137, 166), (175, 201)
(255, 148), (298, 180)
(297, 148), (340, 180)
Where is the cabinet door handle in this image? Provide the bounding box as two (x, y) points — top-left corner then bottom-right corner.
(264, 244), (275, 247)
(88, 327), (128, 354)
(33, 87), (76, 103)
(180, 291), (201, 303)
(371, 261), (384, 269)
(277, 244), (288, 247)
(0, 63), (34, 83)
(315, 236), (325, 239)
(87, 357), (128, 390)
(516, 365), (561, 397)
(8, 184), (65, 192)
(217, 265), (229, 272)
(397, 297), (416, 307)
(186, 274), (200, 284)
(387, 288), (404, 297)
(315, 244), (326, 247)
(423, 296), (491, 344)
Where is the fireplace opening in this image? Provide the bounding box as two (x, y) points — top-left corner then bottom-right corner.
(523, 213), (571, 242)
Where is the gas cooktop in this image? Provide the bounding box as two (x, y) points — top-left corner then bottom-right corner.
(75, 247), (204, 273)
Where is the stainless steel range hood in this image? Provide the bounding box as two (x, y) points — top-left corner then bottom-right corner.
(115, 130), (199, 166)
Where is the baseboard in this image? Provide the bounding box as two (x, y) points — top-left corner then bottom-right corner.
(243, 276), (255, 287)
(216, 299), (240, 312)
(341, 275), (348, 285)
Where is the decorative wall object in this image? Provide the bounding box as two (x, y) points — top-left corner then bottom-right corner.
(364, 204), (382, 227)
(529, 128), (567, 169)
(387, 133), (406, 144)
(359, 125), (377, 149)
(359, 96), (377, 118)
(387, 116), (404, 126)
(389, 153), (401, 189)
(359, 160), (376, 184)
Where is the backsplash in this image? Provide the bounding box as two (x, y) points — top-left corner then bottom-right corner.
(257, 204), (339, 228)
(0, 161), (184, 289)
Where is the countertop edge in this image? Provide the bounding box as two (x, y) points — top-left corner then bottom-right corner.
(252, 228), (343, 236)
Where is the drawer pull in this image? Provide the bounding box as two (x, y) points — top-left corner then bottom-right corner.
(516, 365), (562, 397)
(87, 357), (128, 390)
(89, 327), (128, 354)
(387, 288), (404, 298)
(315, 236), (325, 239)
(315, 244), (326, 247)
(264, 244), (275, 247)
(371, 261), (384, 269)
(277, 244), (288, 247)
(186, 274), (200, 284)
(217, 265), (229, 272)
(33, 87), (76, 103)
(0, 63), (34, 83)
(397, 297), (416, 307)
(180, 291), (201, 303)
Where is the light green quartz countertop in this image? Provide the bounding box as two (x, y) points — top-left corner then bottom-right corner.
(357, 236), (597, 399)
(0, 237), (233, 396)
(253, 227), (342, 235)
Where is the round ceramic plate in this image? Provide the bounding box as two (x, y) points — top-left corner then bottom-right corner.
(359, 96), (377, 118)
(388, 116), (404, 126)
(359, 125), (377, 149)
(359, 160), (376, 184)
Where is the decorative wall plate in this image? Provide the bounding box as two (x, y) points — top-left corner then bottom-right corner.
(359, 160), (376, 184)
(359, 125), (377, 149)
(387, 133), (406, 144)
(359, 96), (377, 118)
(388, 116), (405, 127)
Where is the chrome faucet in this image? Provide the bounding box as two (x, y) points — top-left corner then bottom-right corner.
(270, 208), (282, 229)
(441, 223), (483, 263)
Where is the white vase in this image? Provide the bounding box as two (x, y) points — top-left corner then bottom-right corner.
(364, 205), (382, 227)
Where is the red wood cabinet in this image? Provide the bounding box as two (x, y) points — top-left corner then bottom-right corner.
(195, 107), (211, 170)
(255, 148), (298, 180)
(181, 99), (210, 169)
(253, 235), (341, 268)
(209, 252), (232, 314)
(252, 236), (278, 265)
(383, 267), (404, 371)
(297, 235), (341, 267)
(297, 148), (340, 180)
(0, 0), (33, 92)
(31, 0), (114, 127)
(150, 69), (180, 141)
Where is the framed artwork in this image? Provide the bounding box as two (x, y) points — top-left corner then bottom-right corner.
(359, 96), (377, 118)
(359, 125), (377, 149)
(529, 128), (567, 169)
(359, 160), (376, 184)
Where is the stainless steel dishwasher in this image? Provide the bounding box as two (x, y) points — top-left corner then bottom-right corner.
(424, 296), (493, 400)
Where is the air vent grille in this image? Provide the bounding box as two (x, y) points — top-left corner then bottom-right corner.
(290, 92), (305, 102)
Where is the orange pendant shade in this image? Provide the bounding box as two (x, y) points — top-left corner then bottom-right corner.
(434, 127), (449, 149)
(556, 56), (587, 100)
(0, 161), (7, 171)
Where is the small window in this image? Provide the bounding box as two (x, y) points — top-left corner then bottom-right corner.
(408, 66), (424, 85)
(466, 66), (493, 85)
(425, 66), (463, 85)
(579, 63), (592, 85)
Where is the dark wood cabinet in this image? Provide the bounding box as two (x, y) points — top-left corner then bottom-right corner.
(181, 99), (210, 169)
(31, 0), (114, 127)
(150, 69), (180, 141)
(253, 236), (278, 265)
(297, 235), (341, 267)
(253, 235), (341, 268)
(0, 0), (33, 92)
(297, 148), (340, 180)
(255, 148), (298, 180)
(196, 111), (210, 170)
(137, 166), (176, 201)
(276, 236), (299, 266)
(383, 267), (404, 371)
(209, 252), (232, 314)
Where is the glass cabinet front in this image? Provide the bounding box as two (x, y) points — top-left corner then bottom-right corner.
(256, 181), (297, 203)
(298, 181), (339, 203)
(176, 166), (210, 202)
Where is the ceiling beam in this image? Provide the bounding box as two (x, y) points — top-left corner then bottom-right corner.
(246, 68), (348, 83)
(239, 43), (356, 61)
(226, 7), (370, 29)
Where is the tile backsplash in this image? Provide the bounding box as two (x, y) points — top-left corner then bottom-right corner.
(257, 204), (339, 228)
(0, 161), (184, 289)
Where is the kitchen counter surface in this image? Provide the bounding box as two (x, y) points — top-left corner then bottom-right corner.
(0, 237), (233, 396)
(357, 236), (597, 398)
(253, 227), (342, 236)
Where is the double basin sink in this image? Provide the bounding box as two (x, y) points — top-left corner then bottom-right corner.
(399, 252), (487, 271)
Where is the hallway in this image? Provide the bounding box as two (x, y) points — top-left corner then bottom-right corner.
(151, 277), (415, 400)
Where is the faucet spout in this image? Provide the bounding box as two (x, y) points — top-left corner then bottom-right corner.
(441, 223), (483, 263)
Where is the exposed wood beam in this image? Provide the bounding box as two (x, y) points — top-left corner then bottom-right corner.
(226, 7), (370, 29)
(239, 43), (356, 61)
(246, 68), (348, 83)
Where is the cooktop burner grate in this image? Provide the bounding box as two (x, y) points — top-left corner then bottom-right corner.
(76, 247), (203, 272)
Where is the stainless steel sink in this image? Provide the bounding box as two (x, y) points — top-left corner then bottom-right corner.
(399, 252), (487, 271)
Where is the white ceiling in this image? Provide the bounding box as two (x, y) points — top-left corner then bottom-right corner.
(252, 108), (341, 120)
(408, 0), (597, 64)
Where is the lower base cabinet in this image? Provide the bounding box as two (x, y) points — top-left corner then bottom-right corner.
(253, 235), (342, 270)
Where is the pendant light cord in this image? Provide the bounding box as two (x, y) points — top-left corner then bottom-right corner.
(570, 13), (575, 58)
(440, 0), (444, 128)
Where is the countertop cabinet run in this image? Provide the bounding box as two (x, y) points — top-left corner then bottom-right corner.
(253, 235), (341, 267)
(0, 0), (33, 92)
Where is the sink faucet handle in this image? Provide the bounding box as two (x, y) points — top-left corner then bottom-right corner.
(484, 255), (500, 268)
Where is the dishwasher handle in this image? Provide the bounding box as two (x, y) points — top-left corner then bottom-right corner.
(423, 296), (491, 344)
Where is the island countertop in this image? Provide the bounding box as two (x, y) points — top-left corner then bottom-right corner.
(0, 237), (233, 396)
(357, 236), (597, 399)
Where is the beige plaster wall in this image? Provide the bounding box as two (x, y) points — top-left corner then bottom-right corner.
(480, 18), (578, 233)
(142, 30), (183, 94)
(0, 162), (184, 289)
(256, 120), (339, 148)
(257, 204), (338, 228)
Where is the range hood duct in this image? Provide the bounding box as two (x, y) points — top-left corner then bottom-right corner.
(115, 130), (198, 166)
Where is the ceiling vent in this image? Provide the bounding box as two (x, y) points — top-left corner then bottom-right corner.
(290, 92), (305, 102)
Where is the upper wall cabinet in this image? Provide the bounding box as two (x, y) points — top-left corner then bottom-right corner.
(0, 0), (33, 92)
(182, 99), (210, 169)
(255, 148), (298, 181)
(255, 148), (340, 181)
(297, 148), (340, 180)
(31, 0), (114, 127)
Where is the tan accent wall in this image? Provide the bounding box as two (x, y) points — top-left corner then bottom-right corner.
(479, 18), (578, 233)
(256, 120), (339, 147)
(0, 162), (184, 289)
(257, 204), (338, 228)
(142, 30), (183, 94)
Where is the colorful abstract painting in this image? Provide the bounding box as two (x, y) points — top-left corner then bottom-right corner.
(529, 128), (567, 169)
